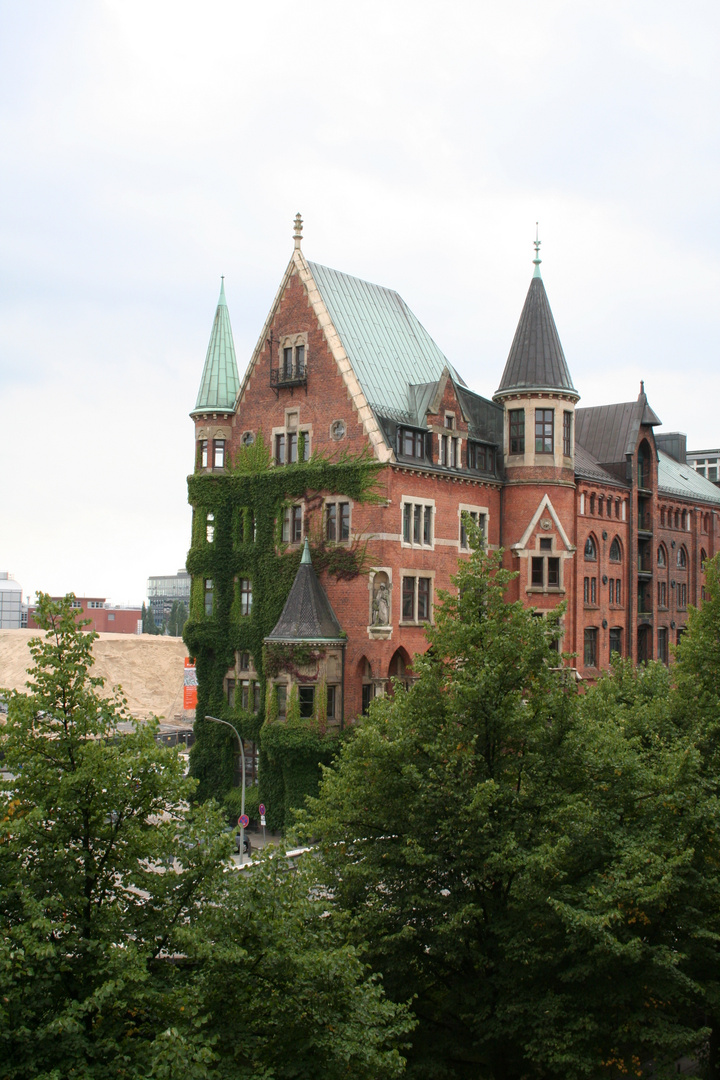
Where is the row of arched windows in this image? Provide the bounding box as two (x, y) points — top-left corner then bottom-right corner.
(660, 506), (691, 531)
(657, 543), (688, 570)
(584, 534), (623, 562)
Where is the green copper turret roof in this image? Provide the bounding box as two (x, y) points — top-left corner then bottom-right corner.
(191, 279), (240, 415)
(265, 539), (345, 643)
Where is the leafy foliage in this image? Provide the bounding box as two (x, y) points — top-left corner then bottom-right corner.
(300, 537), (719, 1079)
(0, 595), (413, 1079)
(184, 434), (381, 826)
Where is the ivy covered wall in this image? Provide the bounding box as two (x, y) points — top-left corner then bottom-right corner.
(183, 438), (380, 830)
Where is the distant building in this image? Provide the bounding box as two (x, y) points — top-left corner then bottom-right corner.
(687, 448), (720, 487)
(27, 597), (142, 634)
(147, 570), (191, 628)
(0, 573), (23, 629)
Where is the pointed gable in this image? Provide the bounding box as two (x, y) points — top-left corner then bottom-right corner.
(265, 540), (345, 643)
(495, 275), (577, 399)
(191, 279), (241, 415)
(576, 384), (662, 466)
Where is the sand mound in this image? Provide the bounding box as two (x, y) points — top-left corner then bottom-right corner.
(0, 630), (192, 722)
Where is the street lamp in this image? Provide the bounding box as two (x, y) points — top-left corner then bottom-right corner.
(205, 715), (246, 863)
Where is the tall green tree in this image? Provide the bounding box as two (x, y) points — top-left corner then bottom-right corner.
(0, 595), (411, 1079)
(301, 535), (709, 1080)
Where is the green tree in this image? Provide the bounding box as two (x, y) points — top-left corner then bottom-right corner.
(142, 600), (162, 634)
(301, 536), (708, 1079)
(167, 599), (188, 638)
(0, 595), (412, 1079)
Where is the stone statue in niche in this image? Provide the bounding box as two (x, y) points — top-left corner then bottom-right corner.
(372, 580), (390, 626)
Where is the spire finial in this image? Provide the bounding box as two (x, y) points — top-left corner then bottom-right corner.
(301, 537), (312, 564)
(218, 275), (227, 305)
(532, 222), (542, 278)
(293, 212), (303, 250)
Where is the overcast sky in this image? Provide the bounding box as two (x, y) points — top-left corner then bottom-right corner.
(2, 1), (719, 606)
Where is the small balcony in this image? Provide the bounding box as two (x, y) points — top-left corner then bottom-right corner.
(270, 365), (307, 396)
(637, 512), (653, 534)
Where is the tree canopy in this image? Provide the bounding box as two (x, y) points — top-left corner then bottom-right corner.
(301, 536), (720, 1080)
(0, 595), (411, 1079)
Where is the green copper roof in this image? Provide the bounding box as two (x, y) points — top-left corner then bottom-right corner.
(191, 279), (240, 415)
(308, 261), (463, 419)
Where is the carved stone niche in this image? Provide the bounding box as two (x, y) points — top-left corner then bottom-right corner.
(368, 569), (392, 640)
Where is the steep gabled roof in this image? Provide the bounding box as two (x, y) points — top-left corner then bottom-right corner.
(191, 279), (241, 415)
(574, 443), (629, 488)
(265, 540), (345, 643)
(308, 261), (465, 419)
(495, 273), (577, 398)
(576, 385), (661, 465)
(658, 451), (720, 505)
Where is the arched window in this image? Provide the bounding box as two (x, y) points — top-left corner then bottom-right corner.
(674, 510), (680, 529)
(660, 507), (666, 527)
(638, 440), (652, 489)
(598, 496), (604, 517)
(609, 537), (622, 562)
(589, 494), (596, 515)
(681, 509), (687, 530)
(657, 545), (667, 568)
(701, 548), (708, 572)
(615, 499), (621, 519)
(677, 547), (687, 569)
(584, 536), (597, 561)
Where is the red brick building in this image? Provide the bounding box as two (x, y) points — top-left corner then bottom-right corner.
(27, 598), (142, 635)
(189, 217), (719, 725)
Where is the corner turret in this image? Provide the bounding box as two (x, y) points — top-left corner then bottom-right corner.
(191, 278), (241, 472)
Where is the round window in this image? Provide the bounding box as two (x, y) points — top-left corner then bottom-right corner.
(331, 420), (346, 441)
(242, 431), (255, 446)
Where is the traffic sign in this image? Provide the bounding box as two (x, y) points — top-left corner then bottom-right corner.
(238, 814), (250, 828)
(260, 814), (266, 826)
(258, 803), (266, 816)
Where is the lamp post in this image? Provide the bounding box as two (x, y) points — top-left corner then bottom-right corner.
(205, 715), (246, 862)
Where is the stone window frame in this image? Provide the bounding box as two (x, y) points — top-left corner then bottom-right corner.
(281, 501), (305, 546)
(399, 569), (436, 626)
(400, 496), (435, 551)
(324, 497), (353, 544)
(458, 503), (489, 551)
(196, 425), (231, 472)
(279, 331), (308, 380)
(272, 410), (313, 467)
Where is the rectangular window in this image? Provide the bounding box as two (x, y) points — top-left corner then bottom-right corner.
(615, 579), (621, 605)
(417, 578), (430, 621)
(298, 686), (315, 719)
(658, 581), (667, 607)
(326, 503), (337, 541)
(204, 579), (213, 616)
(449, 437), (458, 468)
(287, 432), (298, 463)
(467, 442), (492, 471)
(200, 439), (208, 468)
(444, 414), (455, 429)
(327, 684), (337, 719)
(609, 628), (623, 656)
(226, 678), (236, 707)
(439, 434), (447, 466)
(239, 652), (251, 670)
(584, 628), (598, 667)
(400, 428), (425, 459)
(275, 433), (286, 465)
(609, 578), (614, 604)
(276, 684), (287, 717)
(403, 501), (433, 547)
(460, 510), (485, 550)
(540, 537), (552, 551)
(658, 628), (668, 665)
(240, 578), (252, 616)
(253, 682), (261, 712)
(547, 557), (560, 587)
(296, 345), (305, 377)
(584, 576), (589, 603)
(535, 409), (554, 454)
(591, 577), (597, 604)
(300, 430), (310, 461)
(563, 411), (572, 457)
(678, 583), (687, 608)
(283, 347), (293, 377)
(340, 502), (350, 541)
(241, 680), (250, 710)
(509, 409), (525, 454)
(531, 557), (544, 587)
(282, 505), (302, 543)
(213, 439), (225, 469)
(361, 683), (374, 715)
(402, 577), (415, 620)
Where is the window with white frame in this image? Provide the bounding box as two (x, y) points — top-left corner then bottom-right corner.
(400, 575), (433, 623)
(438, 432), (460, 467)
(326, 501), (351, 542)
(459, 507), (487, 550)
(402, 499), (434, 547)
(282, 505), (303, 543)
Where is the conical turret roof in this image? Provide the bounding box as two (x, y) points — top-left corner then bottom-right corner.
(495, 273), (578, 399)
(265, 540), (345, 643)
(191, 279), (240, 415)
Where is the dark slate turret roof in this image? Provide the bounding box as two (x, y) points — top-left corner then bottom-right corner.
(265, 540), (345, 643)
(495, 275), (578, 398)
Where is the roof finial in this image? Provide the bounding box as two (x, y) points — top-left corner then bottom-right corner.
(640, 380), (645, 396)
(218, 275), (227, 305)
(532, 222), (542, 278)
(293, 212), (303, 250)
(301, 536), (312, 564)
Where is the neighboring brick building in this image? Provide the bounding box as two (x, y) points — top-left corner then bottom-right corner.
(27, 598), (142, 635)
(187, 217), (720, 729)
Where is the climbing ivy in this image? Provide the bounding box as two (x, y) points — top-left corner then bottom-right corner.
(183, 435), (381, 829)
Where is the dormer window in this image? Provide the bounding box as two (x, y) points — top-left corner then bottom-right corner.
(439, 433), (459, 467)
(271, 334), (308, 391)
(467, 442), (494, 472)
(444, 414), (455, 429)
(398, 428), (426, 460)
